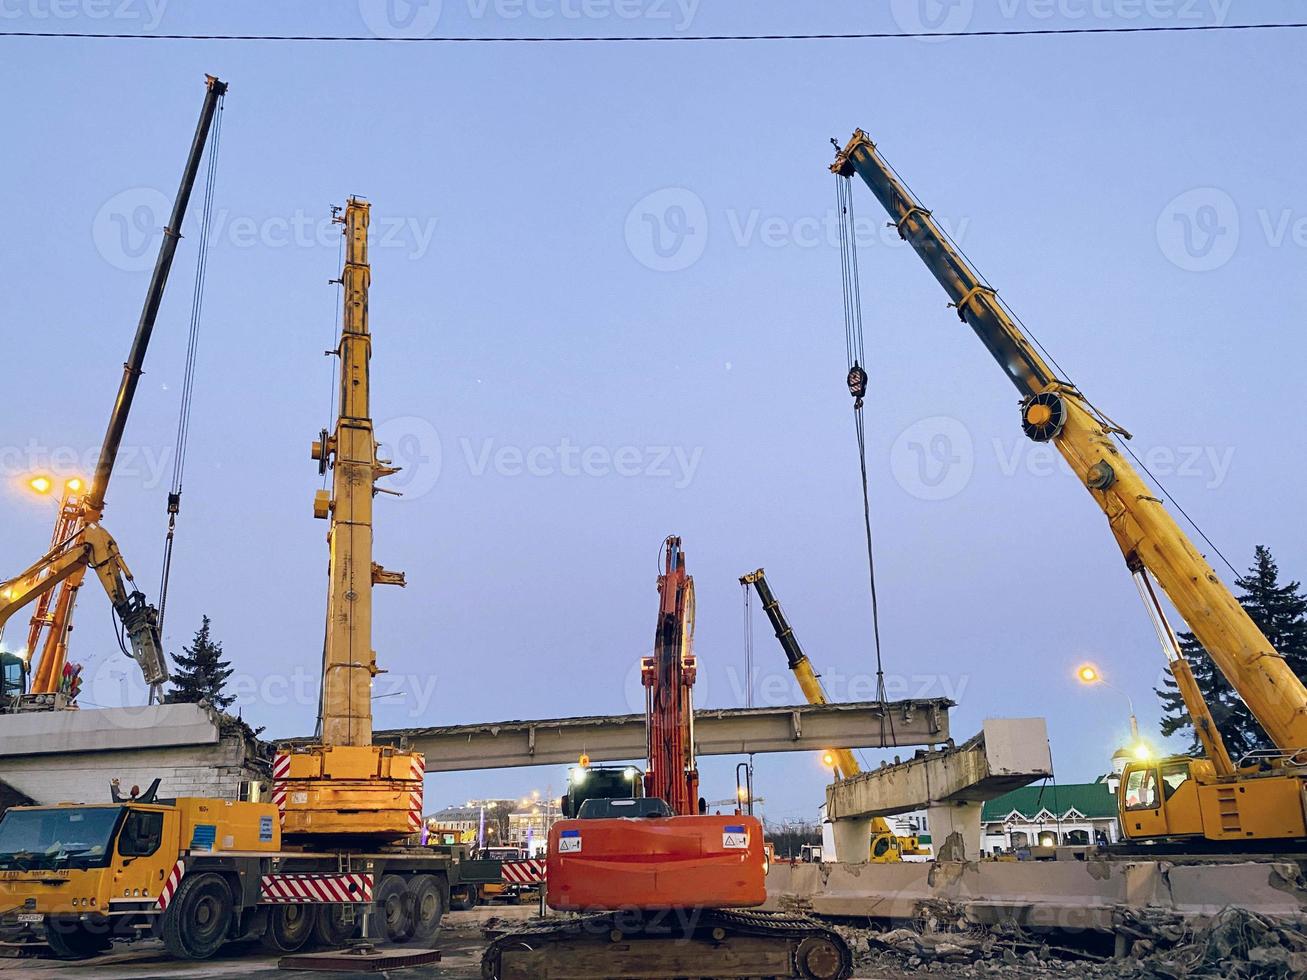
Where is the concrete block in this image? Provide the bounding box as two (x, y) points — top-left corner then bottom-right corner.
(0, 703), (219, 757)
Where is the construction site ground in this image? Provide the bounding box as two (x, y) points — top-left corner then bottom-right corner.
(3, 903), (1295, 979)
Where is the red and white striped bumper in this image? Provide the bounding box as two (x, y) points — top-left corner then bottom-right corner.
(259, 873), (374, 905)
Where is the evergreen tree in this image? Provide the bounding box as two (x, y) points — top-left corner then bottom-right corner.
(1156, 546), (1307, 758)
(166, 616), (235, 710)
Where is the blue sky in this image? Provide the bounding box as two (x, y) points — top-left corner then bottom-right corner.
(1, 2), (1304, 822)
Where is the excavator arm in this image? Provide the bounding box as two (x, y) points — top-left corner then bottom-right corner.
(0, 526), (168, 697)
(832, 131), (1307, 763)
(0, 76), (225, 709)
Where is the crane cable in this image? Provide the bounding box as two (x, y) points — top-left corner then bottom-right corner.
(156, 87), (225, 638)
(836, 172), (895, 750)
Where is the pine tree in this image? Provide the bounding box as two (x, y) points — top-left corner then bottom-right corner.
(1156, 546), (1307, 759)
(165, 616), (235, 711)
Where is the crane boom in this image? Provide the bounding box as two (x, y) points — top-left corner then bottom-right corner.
(85, 75), (227, 520)
(311, 197), (406, 748)
(832, 130), (1307, 760)
(739, 569), (859, 779)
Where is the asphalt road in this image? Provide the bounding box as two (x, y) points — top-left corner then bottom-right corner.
(0, 907), (907, 979)
(0, 907), (522, 980)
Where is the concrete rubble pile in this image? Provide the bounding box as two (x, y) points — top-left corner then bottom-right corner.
(839, 905), (1307, 978)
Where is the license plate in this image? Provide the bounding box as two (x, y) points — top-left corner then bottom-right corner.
(16, 913), (42, 924)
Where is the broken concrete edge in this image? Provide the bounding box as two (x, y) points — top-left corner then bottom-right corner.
(0, 702), (231, 757)
(762, 858), (1307, 935)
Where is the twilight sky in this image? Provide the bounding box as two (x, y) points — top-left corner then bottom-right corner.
(1, 1), (1304, 822)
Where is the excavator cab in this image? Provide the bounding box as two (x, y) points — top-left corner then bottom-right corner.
(869, 829), (902, 863)
(1, 652), (26, 701)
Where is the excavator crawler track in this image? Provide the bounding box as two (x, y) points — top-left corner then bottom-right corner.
(481, 908), (852, 980)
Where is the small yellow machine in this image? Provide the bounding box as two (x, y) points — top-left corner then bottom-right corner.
(740, 568), (924, 861)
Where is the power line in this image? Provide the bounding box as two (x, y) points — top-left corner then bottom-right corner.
(1, 22), (1305, 43)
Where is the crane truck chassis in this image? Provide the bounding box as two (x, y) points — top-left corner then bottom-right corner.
(0, 793), (486, 960)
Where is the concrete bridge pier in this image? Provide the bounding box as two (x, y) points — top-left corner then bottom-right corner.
(826, 718), (1052, 864)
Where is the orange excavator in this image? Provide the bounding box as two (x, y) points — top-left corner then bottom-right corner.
(481, 537), (852, 980)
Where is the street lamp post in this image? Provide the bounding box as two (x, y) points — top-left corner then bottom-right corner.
(1076, 663), (1147, 757)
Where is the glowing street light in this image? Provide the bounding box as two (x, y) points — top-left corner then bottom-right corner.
(1076, 661), (1146, 754)
(821, 751), (836, 769)
(64, 477), (84, 494)
(27, 475), (53, 495)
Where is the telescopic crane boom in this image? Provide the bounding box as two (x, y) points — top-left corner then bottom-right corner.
(832, 130), (1307, 843)
(0, 76), (227, 705)
(273, 197), (423, 843)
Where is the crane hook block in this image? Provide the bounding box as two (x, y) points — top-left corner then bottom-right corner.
(847, 364), (868, 400)
(313, 489), (331, 520)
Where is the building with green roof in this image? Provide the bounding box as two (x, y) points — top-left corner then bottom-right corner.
(981, 778), (1121, 851)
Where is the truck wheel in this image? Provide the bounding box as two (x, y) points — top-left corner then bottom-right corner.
(374, 874), (415, 943)
(44, 919), (110, 959)
(450, 883), (478, 911)
(312, 904), (357, 948)
(260, 903), (317, 953)
(408, 875), (445, 944)
(161, 872), (233, 960)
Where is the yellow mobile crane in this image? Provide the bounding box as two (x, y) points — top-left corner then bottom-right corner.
(740, 569), (924, 860)
(273, 197), (423, 844)
(0, 192), (470, 963)
(832, 130), (1307, 845)
(0, 76), (229, 707)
